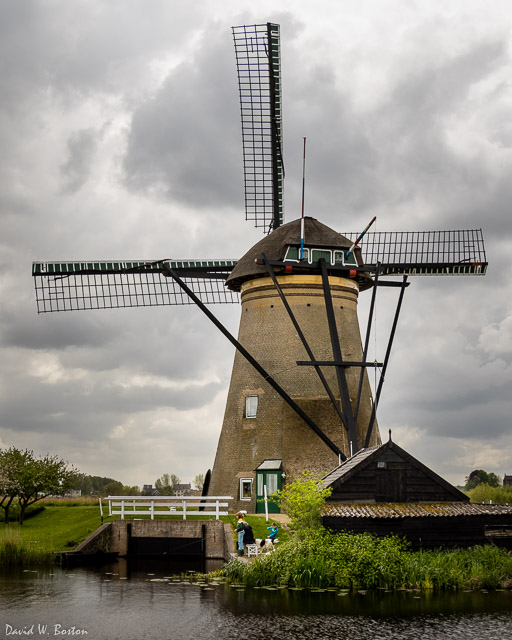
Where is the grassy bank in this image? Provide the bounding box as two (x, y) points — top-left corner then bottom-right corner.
(222, 529), (512, 591)
(0, 505), (103, 566)
(0, 504), (286, 567)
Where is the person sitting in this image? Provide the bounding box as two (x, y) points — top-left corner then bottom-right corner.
(243, 521), (255, 547)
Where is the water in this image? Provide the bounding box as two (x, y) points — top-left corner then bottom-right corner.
(1, 561), (511, 640)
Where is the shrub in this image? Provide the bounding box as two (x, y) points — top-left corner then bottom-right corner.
(221, 529), (512, 591)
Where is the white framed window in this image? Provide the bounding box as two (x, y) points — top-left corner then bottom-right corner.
(284, 246), (310, 262)
(239, 478), (253, 501)
(311, 249), (332, 264)
(245, 395), (258, 418)
(334, 249), (357, 266)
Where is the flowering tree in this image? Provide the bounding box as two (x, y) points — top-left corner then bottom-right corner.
(0, 447), (25, 523)
(0, 448), (80, 524)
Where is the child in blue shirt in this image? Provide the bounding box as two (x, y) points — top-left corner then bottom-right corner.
(267, 522), (279, 543)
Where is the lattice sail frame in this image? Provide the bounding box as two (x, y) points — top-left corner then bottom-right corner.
(32, 260), (238, 313)
(32, 229), (487, 313)
(345, 228), (487, 276)
(233, 23), (284, 231)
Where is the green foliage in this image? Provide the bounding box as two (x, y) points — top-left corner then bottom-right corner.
(464, 469), (501, 490)
(466, 483), (512, 504)
(194, 474), (205, 491)
(0, 448), (81, 524)
(78, 475), (138, 497)
(89, 476), (117, 495)
(3, 504), (46, 523)
(0, 505), (103, 565)
(0, 527), (54, 566)
(221, 529), (512, 591)
(274, 471), (332, 534)
(154, 473), (180, 495)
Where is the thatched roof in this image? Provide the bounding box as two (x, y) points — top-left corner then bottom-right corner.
(227, 217), (363, 292)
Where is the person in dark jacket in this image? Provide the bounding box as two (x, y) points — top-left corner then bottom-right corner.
(243, 521), (255, 546)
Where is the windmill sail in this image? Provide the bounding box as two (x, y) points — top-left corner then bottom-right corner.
(31, 260), (238, 313)
(31, 228), (487, 313)
(345, 228), (487, 276)
(233, 23), (284, 231)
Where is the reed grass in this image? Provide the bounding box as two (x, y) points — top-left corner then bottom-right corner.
(0, 505), (104, 566)
(222, 529), (512, 591)
(0, 528), (54, 566)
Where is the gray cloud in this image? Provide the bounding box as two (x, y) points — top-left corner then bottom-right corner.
(60, 129), (99, 193)
(1, 0), (511, 486)
(123, 24), (241, 209)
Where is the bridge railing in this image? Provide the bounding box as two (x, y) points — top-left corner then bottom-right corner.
(104, 495), (233, 520)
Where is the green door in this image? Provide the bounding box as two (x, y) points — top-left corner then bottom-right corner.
(256, 470), (281, 514)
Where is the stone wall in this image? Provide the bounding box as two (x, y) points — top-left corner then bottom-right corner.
(75, 520), (231, 560)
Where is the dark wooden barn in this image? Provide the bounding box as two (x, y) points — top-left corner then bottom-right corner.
(321, 437), (512, 549)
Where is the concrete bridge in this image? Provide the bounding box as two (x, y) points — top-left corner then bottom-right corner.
(68, 519), (234, 564)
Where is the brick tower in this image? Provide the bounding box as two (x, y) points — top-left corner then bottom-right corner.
(208, 217), (381, 513)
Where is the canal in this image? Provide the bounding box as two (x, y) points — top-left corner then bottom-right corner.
(1, 560), (511, 640)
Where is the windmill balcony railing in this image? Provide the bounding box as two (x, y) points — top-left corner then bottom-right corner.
(104, 495), (233, 521)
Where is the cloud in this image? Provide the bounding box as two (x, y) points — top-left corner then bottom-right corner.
(123, 22), (241, 209)
(1, 0), (511, 487)
(60, 129), (100, 193)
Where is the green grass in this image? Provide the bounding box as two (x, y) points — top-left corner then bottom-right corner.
(0, 505), (104, 565)
(221, 529), (512, 591)
(0, 504), (288, 567)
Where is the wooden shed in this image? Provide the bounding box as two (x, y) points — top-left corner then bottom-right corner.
(322, 438), (468, 504)
(321, 438), (512, 549)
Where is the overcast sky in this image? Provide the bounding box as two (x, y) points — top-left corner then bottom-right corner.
(1, 0), (511, 489)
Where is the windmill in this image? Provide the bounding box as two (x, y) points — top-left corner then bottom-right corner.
(32, 23), (487, 514)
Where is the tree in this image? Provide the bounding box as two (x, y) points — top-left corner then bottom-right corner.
(0, 447), (25, 523)
(90, 476), (117, 494)
(103, 481), (124, 496)
(274, 471), (332, 535)
(0, 448), (81, 524)
(464, 469), (501, 491)
(123, 485), (141, 496)
(155, 473), (180, 495)
(467, 483), (512, 504)
(103, 482), (140, 496)
(79, 474), (94, 496)
(18, 452), (80, 524)
(193, 474), (205, 492)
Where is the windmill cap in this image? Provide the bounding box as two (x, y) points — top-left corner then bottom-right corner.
(226, 216), (369, 292)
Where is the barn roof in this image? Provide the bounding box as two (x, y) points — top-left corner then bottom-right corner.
(322, 445), (379, 486)
(321, 438), (469, 503)
(323, 502), (512, 519)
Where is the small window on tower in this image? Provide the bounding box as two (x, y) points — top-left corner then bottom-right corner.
(239, 478), (253, 501)
(245, 395), (259, 418)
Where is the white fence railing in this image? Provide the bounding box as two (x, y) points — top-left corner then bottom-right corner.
(104, 495), (233, 520)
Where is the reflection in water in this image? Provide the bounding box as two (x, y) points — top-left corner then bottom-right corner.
(0, 562), (511, 640)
